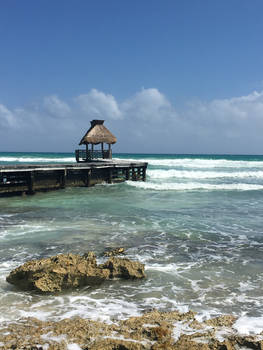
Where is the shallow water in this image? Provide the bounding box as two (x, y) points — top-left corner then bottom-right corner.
(0, 153), (263, 330)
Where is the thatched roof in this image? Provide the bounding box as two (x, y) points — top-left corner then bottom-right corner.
(79, 120), (117, 145)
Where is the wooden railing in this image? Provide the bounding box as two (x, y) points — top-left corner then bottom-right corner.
(75, 149), (112, 162)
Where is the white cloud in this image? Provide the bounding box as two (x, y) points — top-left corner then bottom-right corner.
(1, 88), (263, 153)
(187, 90), (263, 130)
(43, 95), (71, 118)
(75, 89), (122, 120)
(0, 104), (16, 128)
(122, 88), (176, 122)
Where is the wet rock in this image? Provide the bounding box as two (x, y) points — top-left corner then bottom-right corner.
(205, 315), (237, 328)
(103, 247), (125, 257)
(1, 310), (263, 350)
(101, 257), (146, 279)
(6, 253), (145, 293)
(6, 253), (106, 293)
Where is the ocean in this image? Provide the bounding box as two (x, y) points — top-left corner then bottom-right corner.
(0, 152), (263, 333)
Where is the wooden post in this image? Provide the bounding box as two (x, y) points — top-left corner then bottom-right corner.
(132, 167), (136, 180)
(86, 169), (91, 187)
(101, 142), (104, 158)
(108, 144), (112, 159)
(75, 150), (79, 163)
(27, 171), (34, 194)
(61, 169), (66, 188)
(108, 168), (112, 183)
(142, 167), (146, 181)
(125, 168), (130, 180)
(91, 144), (94, 160)
(86, 144), (89, 162)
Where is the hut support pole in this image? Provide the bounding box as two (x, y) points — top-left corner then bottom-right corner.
(86, 144), (89, 162)
(101, 142), (104, 158)
(109, 144), (112, 159)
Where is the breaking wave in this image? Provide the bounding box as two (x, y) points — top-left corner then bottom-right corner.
(148, 169), (263, 180)
(0, 156), (75, 163)
(127, 181), (263, 191)
(114, 157), (263, 169)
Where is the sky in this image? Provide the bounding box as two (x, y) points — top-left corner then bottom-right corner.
(0, 0), (263, 154)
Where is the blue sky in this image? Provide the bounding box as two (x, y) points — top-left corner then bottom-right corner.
(1, 0), (263, 154)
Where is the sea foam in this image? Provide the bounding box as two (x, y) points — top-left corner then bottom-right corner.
(127, 181), (263, 191)
(148, 169), (263, 180)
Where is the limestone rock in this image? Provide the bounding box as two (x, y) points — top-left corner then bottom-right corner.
(103, 247), (125, 257)
(1, 310), (263, 350)
(6, 252), (145, 293)
(101, 257), (146, 279)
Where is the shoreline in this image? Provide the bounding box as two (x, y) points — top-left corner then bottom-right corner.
(0, 309), (262, 350)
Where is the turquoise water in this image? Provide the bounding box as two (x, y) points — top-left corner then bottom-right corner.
(0, 152), (263, 328)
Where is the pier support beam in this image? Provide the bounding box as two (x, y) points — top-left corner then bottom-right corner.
(60, 169), (67, 188)
(125, 168), (130, 180)
(142, 167), (146, 181)
(85, 169), (91, 187)
(108, 168), (112, 184)
(27, 172), (35, 194)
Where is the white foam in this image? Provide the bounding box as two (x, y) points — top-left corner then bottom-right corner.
(234, 316), (263, 335)
(148, 169), (263, 180)
(57, 295), (141, 323)
(19, 309), (51, 321)
(103, 334), (152, 346)
(41, 333), (67, 343)
(114, 157), (263, 169)
(238, 282), (255, 292)
(0, 156), (75, 163)
(127, 181), (263, 191)
(67, 344), (82, 350)
(173, 321), (197, 341)
(146, 263), (179, 273)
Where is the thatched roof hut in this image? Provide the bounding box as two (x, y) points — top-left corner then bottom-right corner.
(79, 120), (117, 145)
(76, 120), (117, 162)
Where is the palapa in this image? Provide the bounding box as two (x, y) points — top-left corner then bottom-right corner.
(79, 120), (117, 145)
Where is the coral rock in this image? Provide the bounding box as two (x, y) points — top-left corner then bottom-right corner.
(6, 253), (145, 293)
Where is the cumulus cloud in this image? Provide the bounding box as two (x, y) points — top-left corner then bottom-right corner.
(1, 88), (263, 153)
(75, 89), (122, 120)
(186, 90), (263, 137)
(121, 88), (176, 122)
(0, 104), (16, 128)
(43, 95), (71, 118)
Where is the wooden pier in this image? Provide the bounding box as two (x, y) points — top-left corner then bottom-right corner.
(0, 160), (147, 196)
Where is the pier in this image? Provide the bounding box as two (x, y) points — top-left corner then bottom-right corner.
(0, 120), (147, 196)
(0, 160), (147, 196)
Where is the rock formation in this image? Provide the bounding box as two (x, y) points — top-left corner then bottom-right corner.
(103, 246), (125, 257)
(101, 256), (145, 279)
(0, 309), (262, 350)
(6, 252), (145, 293)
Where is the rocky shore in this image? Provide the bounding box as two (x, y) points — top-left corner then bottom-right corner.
(0, 309), (263, 350)
(3, 252), (263, 349)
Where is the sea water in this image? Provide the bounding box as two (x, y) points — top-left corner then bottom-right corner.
(0, 152), (263, 333)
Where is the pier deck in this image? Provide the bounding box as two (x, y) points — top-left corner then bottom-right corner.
(0, 160), (147, 196)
